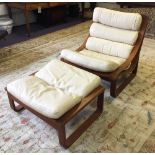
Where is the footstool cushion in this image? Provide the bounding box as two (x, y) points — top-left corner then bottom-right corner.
(7, 59), (101, 119)
(7, 76), (81, 119)
(35, 59), (101, 97)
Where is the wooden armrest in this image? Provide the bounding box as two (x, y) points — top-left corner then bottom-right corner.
(76, 35), (89, 52)
(112, 15), (148, 79)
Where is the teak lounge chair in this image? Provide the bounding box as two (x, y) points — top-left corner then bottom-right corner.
(60, 7), (148, 97)
(6, 59), (104, 148)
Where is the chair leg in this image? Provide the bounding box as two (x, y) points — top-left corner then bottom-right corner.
(97, 92), (104, 112)
(7, 91), (25, 112)
(133, 62), (138, 75)
(110, 80), (117, 97)
(110, 64), (138, 97)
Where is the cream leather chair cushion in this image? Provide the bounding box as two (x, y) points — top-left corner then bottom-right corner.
(86, 37), (133, 59)
(80, 49), (126, 65)
(93, 7), (142, 31)
(7, 76), (81, 119)
(90, 23), (138, 45)
(60, 49), (125, 72)
(35, 59), (101, 97)
(60, 7), (142, 73)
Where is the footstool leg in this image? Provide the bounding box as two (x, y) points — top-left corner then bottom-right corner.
(7, 91), (24, 112)
(97, 92), (104, 112)
(57, 125), (66, 148)
(56, 91), (104, 148)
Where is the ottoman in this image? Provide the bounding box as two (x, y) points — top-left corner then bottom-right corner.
(6, 59), (104, 148)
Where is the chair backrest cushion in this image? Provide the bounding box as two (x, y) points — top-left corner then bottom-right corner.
(93, 7), (142, 31)
(86, 37), (133, 59)
(90, 23), (138, 45)
(86, 7), (142, 59)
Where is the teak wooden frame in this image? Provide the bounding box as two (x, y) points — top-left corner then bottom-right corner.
(61, 15), (148, 97)
(5, 84), (104, 148)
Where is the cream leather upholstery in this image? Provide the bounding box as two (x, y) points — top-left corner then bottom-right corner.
(93, 7), (142, 31)
(80, 49), (126, 65)
(7, 60), (101, 119)
(7, 76), (81, 119)
(60, 7), (141, 72)
(35, 59), (101, 97)
(61, 49), (125, 72)
(90, 23), (138, 45)
(86, 37), (133, 59)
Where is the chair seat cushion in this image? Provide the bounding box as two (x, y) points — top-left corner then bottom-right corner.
(35, 59), (101, 97)
(93, 7), (142, 31)
(80, 49), (126, 66)
(90, 23), (138, 45)
(7, 76), (81, 119)
(60, 49), (124, 72)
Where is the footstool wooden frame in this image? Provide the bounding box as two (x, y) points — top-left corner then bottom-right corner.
(5, 82), (104, 148)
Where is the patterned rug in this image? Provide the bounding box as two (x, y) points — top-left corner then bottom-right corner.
(0, 21), (155, 153)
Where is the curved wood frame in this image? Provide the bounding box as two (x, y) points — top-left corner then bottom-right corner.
(5, 85), (104, 148)
(61, 15), (148, 97)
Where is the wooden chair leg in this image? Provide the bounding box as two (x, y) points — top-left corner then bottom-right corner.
(133, 62), (138, 75)
(110, 80), (117, 97)
(110, 64), (138, 97)
(7, 91), (25, 112)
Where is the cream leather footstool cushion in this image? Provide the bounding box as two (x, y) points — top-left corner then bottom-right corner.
(35, 59), (101, 97)
(7, 76), (81, 119)
(7, 59), (101, 119)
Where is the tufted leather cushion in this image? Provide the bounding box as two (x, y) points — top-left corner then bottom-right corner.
(93, 7), (142, 31)
(86, 37), (133, 59)
(7, 76), (81, 119)
(7, 60), (101, 119)
(90, 23), (139, 45)
(35, 59), (101, 97)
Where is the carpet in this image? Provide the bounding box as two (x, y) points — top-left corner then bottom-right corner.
(0, 21), (155, 153)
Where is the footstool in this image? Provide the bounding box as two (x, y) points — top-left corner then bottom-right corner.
(5, 59), (104, 148)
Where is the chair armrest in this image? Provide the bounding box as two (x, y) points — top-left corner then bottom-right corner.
(116, 44), (140, 74)
(76, 35), (89, 51)
(112, 15), (148, 79)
